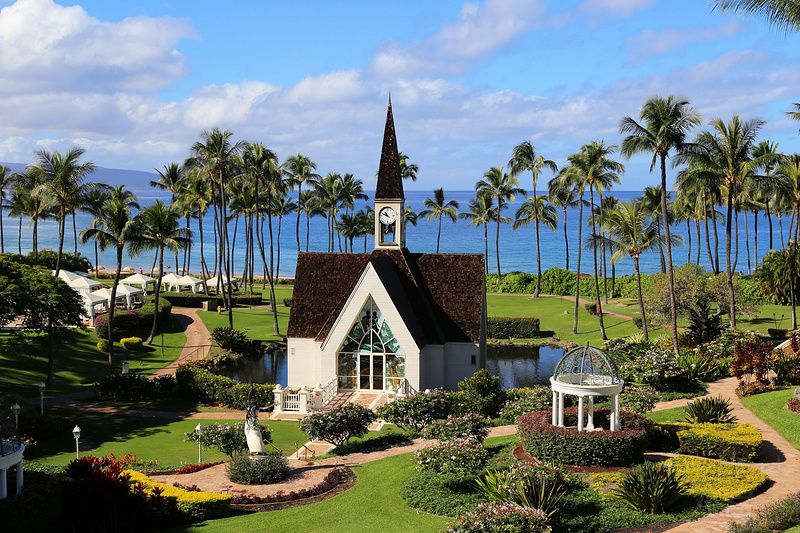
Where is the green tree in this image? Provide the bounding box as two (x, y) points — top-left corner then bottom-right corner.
(398, 151), (418, 181)
(0, 165), (15, 254)
(476, 166), (525, 293)
(509, 141), (558, 297)
(620, 95), (701, 354)
(79, 185), (140, 365)
(420, 188), (460, 253)
(31, 147), (96, 275)
(284, 154), (320, 252)
(513, 196), (558, 293)
(547, 175), (580, 271)
(128, 201), (191, 344)
(459, 192), (497, 276)
(774, 154), (800, 328)
(712, 0), (800, 32)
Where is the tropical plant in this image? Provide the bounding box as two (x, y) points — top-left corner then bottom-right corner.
(509, 141), (558, 297)
(284, 153), (320, 252)
(609, 460), (690, 514)
(474, 461), (571, 517)
(420, 188), (459, 253)
(459, 191), (497, 276)
(774, 154), (800, 328)
(621, 95), (701, 354)
(712, 0), (800, 32)
(79, 186), (140, 365)
(476, 167), (525, 292)
(441, 502), (551, 533)
(684, 395), (737, 423)
(513, 196), (558, 293)
(547, 173), (580, 271)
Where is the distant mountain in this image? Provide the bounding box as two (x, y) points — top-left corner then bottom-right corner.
(1, 162), (158, 189)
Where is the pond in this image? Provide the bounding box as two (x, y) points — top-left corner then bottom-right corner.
(216, 344), (564, 390)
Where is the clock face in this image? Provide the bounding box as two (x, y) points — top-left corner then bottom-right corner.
(379, 207), (396, 225)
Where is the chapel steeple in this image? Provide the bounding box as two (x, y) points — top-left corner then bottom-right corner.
(374, 96), (406, 249)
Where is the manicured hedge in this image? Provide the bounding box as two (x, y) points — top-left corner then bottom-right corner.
(518, 408), (652, 466)
(175, 362), (274, 410)
(161, 292), (263, 308)
(488, 317), (540, 339)
(125, 470), (231, 520)
(677, 423), (762, 462)
(94, 297), (172, 339)
(666, 455), (768, 501)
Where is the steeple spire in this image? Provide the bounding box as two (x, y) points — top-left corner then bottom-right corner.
(375, 97), (404, 200)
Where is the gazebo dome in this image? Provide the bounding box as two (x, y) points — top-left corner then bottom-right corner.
(552, 344), (622, 388)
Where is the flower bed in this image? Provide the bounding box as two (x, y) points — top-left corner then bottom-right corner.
(124, 470), (232, 521)
(176, 462), (223, 475)
(518, 408), (652, 467)
(677, 423), (762, 462)
(230, 467), (349, 505)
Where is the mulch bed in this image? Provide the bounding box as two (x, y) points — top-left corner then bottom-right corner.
(230, 467), (357, 513)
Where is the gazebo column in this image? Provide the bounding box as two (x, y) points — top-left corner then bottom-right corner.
(586, 396), (595, 431)
(15, 459), (23, 494)
(610, 394), (619, 431)
(557, 392), (565, 427)
(0, 468), (6, 499)
(551, 390), (558, 426)
(577, 396), (584, 432)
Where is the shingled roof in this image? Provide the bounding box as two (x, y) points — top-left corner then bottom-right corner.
(374, 98), (404, 200)
(287, 249), (484, 345)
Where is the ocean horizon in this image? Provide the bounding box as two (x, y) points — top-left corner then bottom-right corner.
(7, 189), (782, 280)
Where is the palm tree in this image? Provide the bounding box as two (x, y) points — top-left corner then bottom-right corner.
(284, 154), (320, 252)
(513, 196), (558, 283)
(297, 189), (326, 252)
(128, 201), (191, 344)
(509, 141), (558, 297)
(751, 140), (785, 252)
(712, 0), (800, 32)
(476, 167), (525, 293)
(641, 185), (670, 273)
(600, 200), (677, 341)
(679, 115), (766, 328)
(336, 213), (363, 252)
(81, 187), (112, 271)
(151, 162), (186, 272)
(459, 192), (497, 276)
(620, 95), (701, 353)
(31, 147), (96, 274)
(561, 141), (623, 338)
(403, 205), (417, 237)
(0, 166), (15, 254)
(420, 188), (460, 253)
(270, 194), (296, 281)
(315, 173), (344, 252)
(547, 175), (580, 271)
(8, 169), (52, 257)
(398, 152), (418, 181)
(186, 128), (244, 328)
(175, 169), (212, 286)
(79, 186), (139, 365)
(774, 154), (800, 329)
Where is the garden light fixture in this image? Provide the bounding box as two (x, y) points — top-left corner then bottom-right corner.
(73, 425), (81, 459)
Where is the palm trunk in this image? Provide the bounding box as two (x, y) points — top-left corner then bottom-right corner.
(745, 211), (751, 274)
(634, 255), (648, 341)
(436, 216), (442, 253)
(791, 205), (798, 330)
(276, 216), (283, 285)
(766, 198), (773, 250)
(660, 155), (680, 357)
(573, 192), (584, 334)
(695, 218), (702, 264)
(725, 188), (736, 328)
(146, 247), (164, 344)
(733, 207), (740, 273)
(779, 212), (785, 248)
(590, 187), (606, 340)
(56, 206), (66, 275)
(484, 222), (489, 277)
(563, 207), (569, 271)
(713, 205), (721, 274)
(72, 212), (77, 255)
(495, 202), (502, 293)
(534, 215), (542, 297)
(686, 219), (692, 264)
(703, 196), (715, 272)
(199, 213), (210, 295)
(295, 183), (302, 252)
(108, 246), (124, 366)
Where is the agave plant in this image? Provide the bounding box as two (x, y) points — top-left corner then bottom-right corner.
(609, 461), (690, 514)
(684, 395), (737, 424)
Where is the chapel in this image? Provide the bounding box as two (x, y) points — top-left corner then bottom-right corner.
(285, 100), (487, 392)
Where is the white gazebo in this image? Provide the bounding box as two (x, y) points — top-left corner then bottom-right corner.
(67, 276), (104, 294)
(92, 287), (131, 309)
(0, 417), (24, 499)
(550, 343), (624, 432)
(81, 291), (108, 322)
(52, 270), (91, 283)
(174, 275), (206, 293)
(160, 273), (182, 291)
(114, 283), (144, 307)
(120, 273), (156, 292)
(205, 275), (237, 292)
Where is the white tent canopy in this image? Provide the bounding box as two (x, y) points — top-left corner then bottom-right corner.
(92, 286), (142, 309)
(68, 276), (104, 294)
(173, 275), (206, 293)
(80, 292), (108, 322)
(205, 276), (237, 290)
(121, 273), (156, 291)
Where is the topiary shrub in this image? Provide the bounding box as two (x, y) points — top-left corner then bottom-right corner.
(584, 302), (597, 316)
(768, 328), (788, 340)
(609, 461), (690, 514)
(421, 414), (489, 442)
(300, 403), (375, 447)
(120, 337), (143, 351)
(283, 298), (292, 307)
(518, 409), (652, 467)
(487, 317), (540, 339)
(454, 369), (507, 418)
(500, 386), (553, 423)
(677, 423), (762, 462)
(226, 453), (290, 485)
(684, 395), (737, 424)
(97, 339), (111, 353)
(414, 437), (489, 482)
(377, 389), (451, 432)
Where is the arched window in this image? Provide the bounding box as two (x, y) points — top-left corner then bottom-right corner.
(337, 297), (405, 390)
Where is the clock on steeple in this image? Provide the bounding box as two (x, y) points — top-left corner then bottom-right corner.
(374, 97), (405, 249)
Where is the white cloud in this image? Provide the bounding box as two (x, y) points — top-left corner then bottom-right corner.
(0, 0), (195, 94)
(578, 0), (656, 19)
(625, 21), (744, 65)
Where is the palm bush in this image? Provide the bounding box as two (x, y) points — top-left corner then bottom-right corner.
(684, 395), (737, 424)
(474, 460), (572, 517)
(609, 460), (690, 513)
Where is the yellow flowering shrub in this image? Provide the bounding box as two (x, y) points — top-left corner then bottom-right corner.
(587, 455), (768, 501)
(677, 423), (762, 462)
(124, 470), (231, 520)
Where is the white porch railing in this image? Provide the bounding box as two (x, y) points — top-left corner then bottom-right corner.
(398, 378), (417, 397)
(322, 377), (337, 406)
(273, 385), (316, 414)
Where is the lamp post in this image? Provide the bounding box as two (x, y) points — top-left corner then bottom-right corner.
(11, 403), (20, 428)
(73, 426), (81, 459)
(38, 382), (45, 415)
(195, 423), (204, 464)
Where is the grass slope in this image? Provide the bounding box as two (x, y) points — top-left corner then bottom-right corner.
(741, 387), (800, 450)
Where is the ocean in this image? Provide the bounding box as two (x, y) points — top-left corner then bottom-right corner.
(6, 188), (783, 279)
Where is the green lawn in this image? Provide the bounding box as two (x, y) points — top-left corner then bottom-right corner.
(741, 387), (800, 450)
(198, 304), (291, 344)
(487, 293), (653, 345)
(26, 410), (307, 466)
(0, 318), (187, 396)
(646, 406), (685, 424)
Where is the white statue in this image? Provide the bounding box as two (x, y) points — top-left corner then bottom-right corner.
(244, 385), (266, 455)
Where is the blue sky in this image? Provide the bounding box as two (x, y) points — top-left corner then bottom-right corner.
(1, 0), (799, 191)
